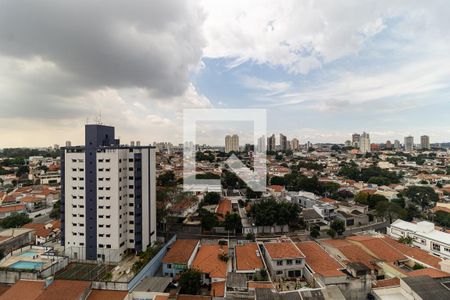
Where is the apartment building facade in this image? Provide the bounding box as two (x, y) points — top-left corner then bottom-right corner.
(61, 124), (156, 262)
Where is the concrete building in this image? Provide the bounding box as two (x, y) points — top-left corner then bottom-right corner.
(394, 140), (401, 150)
(359, 132), (370, 154)
(352, 133), (360, 148)
(388, 219), (450, 259)
(267, 134), (276, 152)
(385, 140), (392, 150)
(256, 135), (266, 153)
(262, 239), (305, 279)
(225, 134), (239, 153)
(279, 134), (288, 151)
(404, 136), (414, 152)
(162, 239), (200, 277)
(421, 135), (430, 150)
(61, 124), (157, 262)
(291, 138), (300, 151)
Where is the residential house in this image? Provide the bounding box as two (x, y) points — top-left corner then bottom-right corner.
(162, 239), (200, 277)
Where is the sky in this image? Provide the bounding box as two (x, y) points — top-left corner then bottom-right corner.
(1, 0), (450, 147)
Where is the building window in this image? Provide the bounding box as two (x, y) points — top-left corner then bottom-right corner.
(295, 259), (302, 264)
(276, 260), (283, 266)
(276, 270), (283, 275)
(432, 243), (441, 252)
(286, 259), (293, 265)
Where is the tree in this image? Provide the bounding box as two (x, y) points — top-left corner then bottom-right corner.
(157, 171), (176, 187)
(224, 213), (242, 232)
(330, 219), (345, 236)
(202, 192), (221, 205)
(270, 176), (285, 186)
(375, 201), (405, 223)
(368, 194), (388, 209)
(198, 209), (218, 230)
(252, 198), (300, 227)
(50, 200), (61, 219)
(434, 211), (450, 227)
(404, 186), (439, 211)
(310, 227), (320, 239)
(0, 213), (32, 228)
(179, 268), (202, 295)
(355, 192), (369, 205)
(327, 228), (336, 238)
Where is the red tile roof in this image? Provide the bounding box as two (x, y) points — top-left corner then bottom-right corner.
(162, 239), (199, 264)
(264, 241), (304, 260)
(322, 239), (378, 270)
(0, 204), (26, 213)
(0, 280), (90, 300)
(296, 242), (345, 277)
(347, 236), (406, 262)
(235, 243), (264, 271)
(0, 280), (44, 300)
(192, 245), (228, 279)
(87, 290), (127, 300)
(408, 268), (450, 278)
(372, 277), (400, 288)
(216, 199), (232, 217)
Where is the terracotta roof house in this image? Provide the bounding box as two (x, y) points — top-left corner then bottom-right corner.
(192, 244), (228, 284)
(262, 239), (305, 279)
(162, 239), (200, 277)
(235, 243), (264, 276)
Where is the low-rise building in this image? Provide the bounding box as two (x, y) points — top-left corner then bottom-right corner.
(234, 242), (264, 279)
(162, 239), (200, 277)
(262, 239), (305, 279)
(388, 219), (450, 259)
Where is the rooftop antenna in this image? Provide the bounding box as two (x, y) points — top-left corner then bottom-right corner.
(96, 110), (103, 125)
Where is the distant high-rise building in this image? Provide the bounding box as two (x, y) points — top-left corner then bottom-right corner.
(394, 140), (400, 150)
(421, 135), (430, 150)
(352, 133), (361, 147)
(404, 136), (414, 152)
(62, 124), (156, 262)
(267, 134), (276, 152)
(225, 134), (239, 153)
(280, 134), (288, 151)
(291, 138), (300, 151)
(345, 140), (352, 147)
(386, 140), (392, 149)
(256, 135), (266, 153)
(359, 132), (370, 153)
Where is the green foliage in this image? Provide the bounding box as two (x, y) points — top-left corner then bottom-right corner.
(157, 171), (176, 187)
(198, 208), (218, 230)
(103, 272), (112, 281)
(246, 187), (262, 199)
(404, 186), (439, 211)
(339, 165), (401, 185)
(195, 172), (220, 180)
(398, 236), (413, 245)
(245, 232), (255, 241)
(327, 228), (336, 238)
(222, 169), (247, 189)
(434, 211), (450, 227)
(254, 269), (269, 281)
(196, 151), (215, 162)
(413, 263), (425, 270)
(297, 160), (324, 171)
(224, 213), (242, 232)
(50, 200), (61, 220)
(330, 219), (345, 236)
(375, 201), (405, 223)
(132, 244), (161, 273)
(0, 148), (58, 159)
(270, 176), (285, 186)
(15, 165), (29, 177)
(284, 174), (321, 193)
(355, 192), (389, 209)
(202, 192), (221, 205)
(310, 227), (320, 239)
(179, 268), (202, 295)
(0, 213), (31, 228)
(218, 253), (229, 262)
(252, 198), (301, 227)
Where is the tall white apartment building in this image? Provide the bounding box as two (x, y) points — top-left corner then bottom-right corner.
(61, 124), (156, 262)
(225, 134), (239, 153)
(279, 134), (288, 151)
(257, 135), (266, 153)
(359, 132), (370, 153)
(404, 136), (414, 152)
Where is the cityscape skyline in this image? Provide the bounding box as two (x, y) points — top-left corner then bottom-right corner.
(1, 1), (450, 147)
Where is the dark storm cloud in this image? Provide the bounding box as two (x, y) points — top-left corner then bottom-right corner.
(0, 0), (205, 118)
